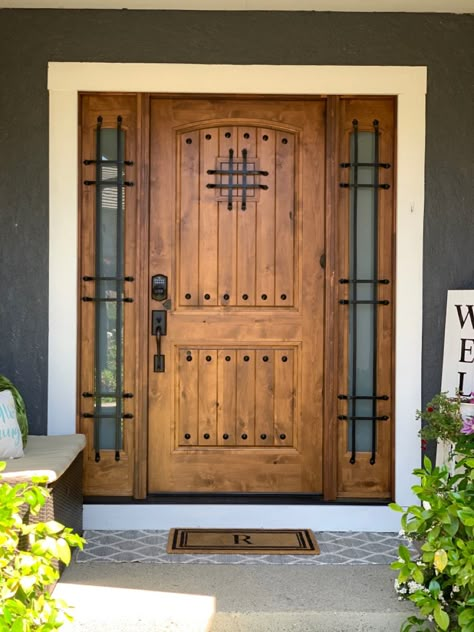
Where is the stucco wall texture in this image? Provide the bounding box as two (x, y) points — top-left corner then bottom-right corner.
(0, 10), (472, 435)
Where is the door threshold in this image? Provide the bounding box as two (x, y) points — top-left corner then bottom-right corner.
(84, 493), (390, 506)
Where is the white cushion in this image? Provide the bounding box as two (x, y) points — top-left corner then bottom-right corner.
(0, 390), (24, 459)
(1, 434), (86, 483)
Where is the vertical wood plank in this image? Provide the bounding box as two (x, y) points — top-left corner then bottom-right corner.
(255, 349), (275, 446)
(274, 349), (295, 446)
(133, 92), (149, 498)
(237, 125), (258, 213)
(236, 349), (256, 446)
(256, 128), (276, 306)
(179, 130), (200, 306)
(198, 349), (218, 445)
(275, 131), (295, 307)
(236, 126), (258, 307)
(178, 348), (198, 446)
(218, 199), (237, 306)
(323, 96), (340, 500)
(199, 128), (219, 306)
(236, 201), (256, 306)
(217, 349), (237, 446)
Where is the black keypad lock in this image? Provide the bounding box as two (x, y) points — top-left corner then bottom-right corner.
(152, 274), (168, 301)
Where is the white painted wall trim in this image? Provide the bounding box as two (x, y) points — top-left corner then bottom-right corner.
(5, 1), (474, 13)
(84, 504), (403, 532)
(48, 63), (426, 529)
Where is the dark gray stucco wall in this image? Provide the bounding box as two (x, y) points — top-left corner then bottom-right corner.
(0, 10), (472, 434)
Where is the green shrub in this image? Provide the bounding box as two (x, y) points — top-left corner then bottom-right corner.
(0, 463), (85, 631)
(390, 455), (474, 631)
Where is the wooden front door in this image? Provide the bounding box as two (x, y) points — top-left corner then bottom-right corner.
(147, 98), (326, 493)
(79, 93), (395, 500)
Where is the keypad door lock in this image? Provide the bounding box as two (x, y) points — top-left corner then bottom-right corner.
(152, 274), (168, 302)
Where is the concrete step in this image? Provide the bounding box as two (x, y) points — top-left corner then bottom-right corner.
(211, 612), (411, 631)
(55, 562), (415, 632)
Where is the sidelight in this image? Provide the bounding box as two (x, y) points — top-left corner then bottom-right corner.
(82, 116), (134, 462)
(338, 120), (391, 465)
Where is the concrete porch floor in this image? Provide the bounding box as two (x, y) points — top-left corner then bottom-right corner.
(55, 562), (415, 631)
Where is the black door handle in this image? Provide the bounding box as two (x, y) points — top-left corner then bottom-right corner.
(152, 310), (167, 372)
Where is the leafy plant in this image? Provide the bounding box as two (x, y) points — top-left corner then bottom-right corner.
(0, 463), (85, 631)
(390, 454), (474, 631)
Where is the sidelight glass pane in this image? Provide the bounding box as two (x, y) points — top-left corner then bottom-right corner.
(93, 127), (125, 451)
(347, 131), (376, 453)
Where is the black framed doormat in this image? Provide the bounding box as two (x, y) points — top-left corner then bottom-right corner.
(167, 528), (320, 555)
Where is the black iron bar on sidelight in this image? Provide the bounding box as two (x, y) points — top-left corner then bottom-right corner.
(93, 116), (103, 462)
(83, 276), (134, 282)
(114, 115), (125, 462)
(82, 297), (133, 303)
(338, 395), (389, 401)
(339, 299), (389, 305)
(338, 415), (389, 421)
(370, 120), (381, 465)
(340, 162), (391, 169)
(349, 119), (359, 465)
(340, 183), (390, 190)
(83, 413), (133, 420)
(84, 159), (134, 166)
(83, 392), (133, 399)
(339, 278), (390, 285)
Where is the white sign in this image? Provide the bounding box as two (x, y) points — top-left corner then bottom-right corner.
(441, 290), (474, 397)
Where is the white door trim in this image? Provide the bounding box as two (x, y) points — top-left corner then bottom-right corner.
(48, 63), (426, 529)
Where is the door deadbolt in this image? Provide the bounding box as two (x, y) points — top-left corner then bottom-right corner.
(152, 274), (168, 301)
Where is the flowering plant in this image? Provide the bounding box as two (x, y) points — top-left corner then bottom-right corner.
(417, 392), (474, 459)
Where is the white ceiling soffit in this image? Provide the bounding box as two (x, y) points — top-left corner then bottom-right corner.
(1, 0), (473, 12)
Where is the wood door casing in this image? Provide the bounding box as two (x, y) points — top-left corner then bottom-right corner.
(147, 98), (326, 493)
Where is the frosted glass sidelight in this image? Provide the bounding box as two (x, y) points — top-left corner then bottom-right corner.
(347, 131), (376, 454)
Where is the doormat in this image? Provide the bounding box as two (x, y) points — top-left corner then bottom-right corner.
(167, 528), (320, 555)
(76, 530), (411, 564)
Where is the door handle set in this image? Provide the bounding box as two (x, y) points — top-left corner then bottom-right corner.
(152, 273), (168, 372)
(152, 309), (167, 373)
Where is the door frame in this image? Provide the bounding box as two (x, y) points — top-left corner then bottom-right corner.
(48, 63), (426, 529)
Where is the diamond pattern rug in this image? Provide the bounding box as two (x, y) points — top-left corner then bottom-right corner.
(76, 530), (407, 565)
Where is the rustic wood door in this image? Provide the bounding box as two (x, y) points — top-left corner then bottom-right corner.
(147, 97), (326, 493)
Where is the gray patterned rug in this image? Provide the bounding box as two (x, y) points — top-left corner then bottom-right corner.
(76, 530), (407, 565)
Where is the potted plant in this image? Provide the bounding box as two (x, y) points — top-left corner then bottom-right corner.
(417, 393), (474, 473)
(390, 395), (474, 631)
